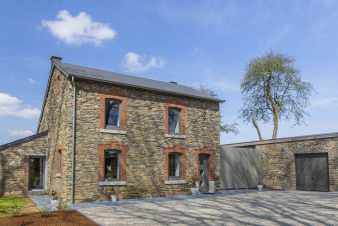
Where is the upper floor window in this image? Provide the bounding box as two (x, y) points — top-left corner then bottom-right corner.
(104, 149), (120, 180)
(168, 107), (181, 134)
(105, 99), (121, 129)
(168, 153), (181, 179)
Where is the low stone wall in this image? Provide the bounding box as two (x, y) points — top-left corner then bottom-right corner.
(0, 132), (48, 196)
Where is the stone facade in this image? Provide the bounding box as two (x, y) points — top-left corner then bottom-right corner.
(0, 132), (48, 196)
(37, 66), (74, 202)
(72, 79), (221, 202)
(242, 137), (338, 191)
(0, 62), (221, 203)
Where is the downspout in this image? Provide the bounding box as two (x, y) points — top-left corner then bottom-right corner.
(71, 76), (77, 204)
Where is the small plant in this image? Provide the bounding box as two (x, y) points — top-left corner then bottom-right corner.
(51, 190), (57, 200)
(57, 199), (69, 211)
(40, 204), (51, 218)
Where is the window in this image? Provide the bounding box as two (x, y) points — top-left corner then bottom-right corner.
(168, 153), (181, 179)
(105, 99), (121, 129)
(168, 107), (181, 134)
(104, 150), (120, 180)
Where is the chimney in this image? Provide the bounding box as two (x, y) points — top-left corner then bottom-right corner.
(50, 56), (62, 64)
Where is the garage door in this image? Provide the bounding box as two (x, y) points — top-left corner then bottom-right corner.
(295, 153), (329, 192)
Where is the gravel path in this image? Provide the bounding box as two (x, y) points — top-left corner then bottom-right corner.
(75, 190), (338, 226)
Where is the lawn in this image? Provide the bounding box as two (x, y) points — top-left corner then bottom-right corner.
(0, 196), (32, 217)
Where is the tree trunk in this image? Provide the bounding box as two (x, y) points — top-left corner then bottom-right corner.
(264, 75), (279, 139)
(272, 107), (279, 139)
(252, 117), (263, 140)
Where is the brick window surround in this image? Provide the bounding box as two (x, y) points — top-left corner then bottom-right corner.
(99, 94), (128, 130)
(164, 100), (188, 135)
(98, 142), (127, 181)
(193, 148), (216, 181)
(163, 146), (188, 181)
(56, 144), (64, 175)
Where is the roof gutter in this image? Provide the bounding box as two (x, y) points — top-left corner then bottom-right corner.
(71, 75), (77, 204)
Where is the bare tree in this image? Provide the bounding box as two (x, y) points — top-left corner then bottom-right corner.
(240, 52), (313, 140)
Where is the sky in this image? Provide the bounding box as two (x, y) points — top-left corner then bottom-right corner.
(0, 0), (338, 145)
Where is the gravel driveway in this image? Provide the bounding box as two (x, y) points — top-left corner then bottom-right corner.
(75, 190), (338, 226)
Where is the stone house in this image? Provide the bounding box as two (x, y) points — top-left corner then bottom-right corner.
(0, 56), (222, 203)
(224, 133), (338, 192)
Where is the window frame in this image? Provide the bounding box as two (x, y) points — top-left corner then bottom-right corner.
(99, 94), (128, 130)
(168, 107), (181, 135)
(164, 101), (187, 136)
(105, 99), (121, 129)
(168, 152), (181, 180)
(104, 149), (120, 181)
(163, 146), (187, 181)
(98, 143), (127, 182)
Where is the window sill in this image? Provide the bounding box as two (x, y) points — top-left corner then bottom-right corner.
(100, 129), (127, 135)
(164, 180), (187, 185)
(99, 181), (127, 186)
(165, 134), (186, 139)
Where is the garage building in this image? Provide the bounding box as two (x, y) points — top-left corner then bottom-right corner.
(222, 132), (338, 192)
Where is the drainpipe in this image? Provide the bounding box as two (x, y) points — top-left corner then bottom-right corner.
(71, 76), (77, 204)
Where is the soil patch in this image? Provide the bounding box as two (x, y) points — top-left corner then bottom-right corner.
(0, 210), (98, 226)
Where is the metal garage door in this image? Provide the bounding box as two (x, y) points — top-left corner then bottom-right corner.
(295, 153), (329, 192)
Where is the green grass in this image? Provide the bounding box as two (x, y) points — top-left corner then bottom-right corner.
(0, 196), (31, 217)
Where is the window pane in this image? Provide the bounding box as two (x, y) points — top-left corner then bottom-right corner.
(104, 150), (119, 180)
(106, 100), (120, 128)
(168, 108), (180, 134)
(168, 153), (180, 178)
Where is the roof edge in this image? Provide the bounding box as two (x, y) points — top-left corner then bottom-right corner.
(71, 73), (224, 103)
(223, 132), (338, 147)
(36, 61), (70, 133)
(0, 131), (48, 151)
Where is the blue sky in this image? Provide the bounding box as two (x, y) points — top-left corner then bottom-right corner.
(0, 0), (338, 144)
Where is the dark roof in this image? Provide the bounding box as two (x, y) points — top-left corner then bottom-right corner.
(0, 131), (48, 151)
(223, 132), (338, 147)
(56, 62), (223, 102)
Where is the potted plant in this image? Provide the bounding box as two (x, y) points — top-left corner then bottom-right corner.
(110, 192), (117, 202)
(50, 190), (59, 210)
(191, 177), (200, 195)
(257, 175), (264, 191)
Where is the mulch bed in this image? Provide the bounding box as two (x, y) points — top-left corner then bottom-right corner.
(0, 210), (99, 226)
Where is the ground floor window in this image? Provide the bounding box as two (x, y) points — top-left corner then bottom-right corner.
(168, 153), (181, 179)
(104, 149), (120, 180)
(28, 156), (45, 190)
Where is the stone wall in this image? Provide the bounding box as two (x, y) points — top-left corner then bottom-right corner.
(254, 138), (338, 191)
(38, 67), (74, 202)
(73, 79), (221, 202)
(0, 133), (48, 196)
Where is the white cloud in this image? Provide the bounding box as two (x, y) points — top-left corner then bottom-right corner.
(0, 92), (40, 119)
(28, 78), (36, 84)
(41, 10), (116, 45)
(9, 130), (34, 138)
(311, 97), (338, 108)
(123, 52), (165, 72)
